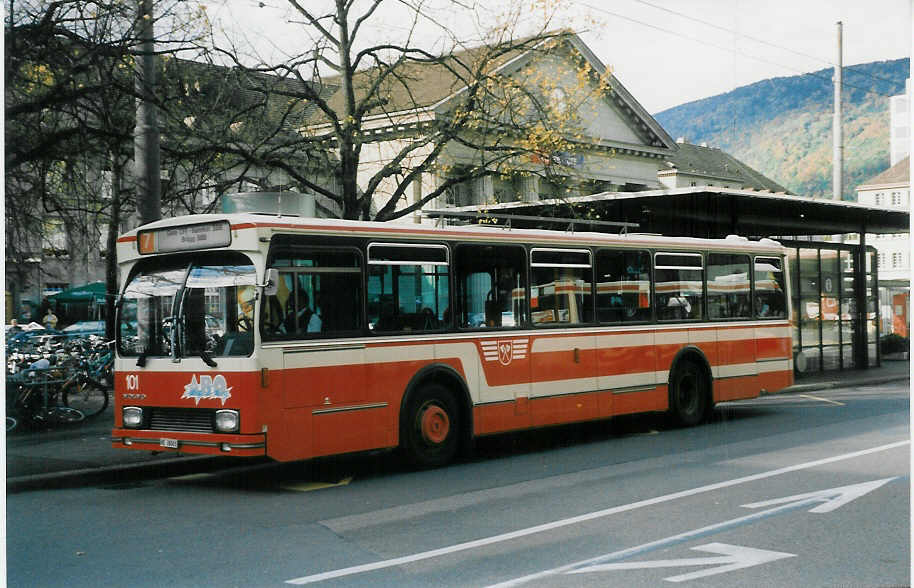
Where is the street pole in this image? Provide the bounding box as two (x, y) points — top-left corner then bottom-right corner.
(833, 21), (843, 202)
(134, 0), (161, 225)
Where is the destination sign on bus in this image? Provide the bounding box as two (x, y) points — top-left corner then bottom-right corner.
(137, 221), (231, 254)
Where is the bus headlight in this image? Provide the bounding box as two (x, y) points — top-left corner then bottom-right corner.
(123, 406), (144, 428)
(214, 410), (240, 433)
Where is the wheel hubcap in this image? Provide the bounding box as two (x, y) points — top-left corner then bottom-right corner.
(420, 404), (450, 444)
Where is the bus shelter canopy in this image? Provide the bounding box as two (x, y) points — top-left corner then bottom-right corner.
(427, 187), (910, 239)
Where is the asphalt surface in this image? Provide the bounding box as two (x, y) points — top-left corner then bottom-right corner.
(5, 358), (909, 492)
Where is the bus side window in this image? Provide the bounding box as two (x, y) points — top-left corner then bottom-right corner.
(596, 249), (651, 324)
(530, 248), (592, 326)
(367, 243), (449, 333)
(708, 253), (751, 320)
(754, 256), (787, 319)
(655, 252), (704, 321)
(455, 244), (526, 329)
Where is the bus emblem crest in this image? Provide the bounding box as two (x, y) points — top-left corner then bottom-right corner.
(498, 341), (514, 365)
(480, 338), (529, 366)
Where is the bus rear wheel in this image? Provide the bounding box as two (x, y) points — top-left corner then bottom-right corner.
(669, 360), (709, 427)
(403, 384), (459, 468)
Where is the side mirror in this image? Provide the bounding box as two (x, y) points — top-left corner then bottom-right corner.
(263, 268), (279, 296)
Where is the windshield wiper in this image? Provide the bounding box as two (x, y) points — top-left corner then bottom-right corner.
(136, 348), (149, 367)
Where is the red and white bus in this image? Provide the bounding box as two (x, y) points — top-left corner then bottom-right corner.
(112, 213), (793, 466)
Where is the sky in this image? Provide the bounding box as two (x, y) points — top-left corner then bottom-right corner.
(208, 0), (912, 114)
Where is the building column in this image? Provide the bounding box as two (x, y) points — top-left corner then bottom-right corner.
(413, 173), (423, 223)
(520, 175), (540, 203)
(476, 175), (494, 205)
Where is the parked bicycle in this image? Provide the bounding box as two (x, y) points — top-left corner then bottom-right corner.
(59, 359), (109, 418)
(6, 333), (112, 432)
(6, 362), (85, 432)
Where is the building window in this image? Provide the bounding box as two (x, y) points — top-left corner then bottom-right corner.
(443, 174), (474, 207)
(874, 193), (883, 205)
(891, 192), (902, 206)
(878, 252), (886, 268)
(892, 252), (903, 268)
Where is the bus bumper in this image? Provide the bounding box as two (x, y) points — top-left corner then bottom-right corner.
(111, 429), (266, 457)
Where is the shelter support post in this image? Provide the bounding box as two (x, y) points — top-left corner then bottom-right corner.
(854, 229), (869, 369)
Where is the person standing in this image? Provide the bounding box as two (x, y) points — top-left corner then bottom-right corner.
(43, 308), (58, 330)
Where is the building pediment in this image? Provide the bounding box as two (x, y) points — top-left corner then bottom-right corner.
(315, 31), (675, 155)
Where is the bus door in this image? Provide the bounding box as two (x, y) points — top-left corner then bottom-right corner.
(753, 255), (791, 394)
(456, 244), (532, 434)
(262, 245), (374, 457)
(708, 253), (756, 401)
(529, 249), (599, 426)
(595, 249), (657, 416)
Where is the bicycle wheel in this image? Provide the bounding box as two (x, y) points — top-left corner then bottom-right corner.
(45, 406), (84, 425)
(63, 379), (109, 418)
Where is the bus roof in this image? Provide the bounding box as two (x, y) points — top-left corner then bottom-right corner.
(116, 213), (788, 264)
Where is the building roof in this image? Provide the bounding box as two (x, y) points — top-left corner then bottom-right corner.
(162, 58), (333, 130)
(314, 31), (675, 150)
(858, 156), (910, 188)
(661, 142), (790, 193)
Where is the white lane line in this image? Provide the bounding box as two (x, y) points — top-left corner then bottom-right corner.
(284, 439), (909, 585)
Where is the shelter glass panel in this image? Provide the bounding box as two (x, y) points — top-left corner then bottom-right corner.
(842, 344), (855, 369)
(820, 250), (840, 346)
(822, 345), (841, 370)
(840, 250), (855, 297)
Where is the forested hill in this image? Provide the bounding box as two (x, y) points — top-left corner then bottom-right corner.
(653, 58), (909, 200)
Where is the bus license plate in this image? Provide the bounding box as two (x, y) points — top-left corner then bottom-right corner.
(160, 438), (179, 449)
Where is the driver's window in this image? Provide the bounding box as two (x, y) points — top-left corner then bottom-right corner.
(262, 246), (363, 340)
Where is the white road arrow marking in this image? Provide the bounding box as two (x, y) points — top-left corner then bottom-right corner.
(569, 542), (796, 583)
(487, 477), (900, 588)
(285, 441), (907, 585)
(741, 477), (898, 513)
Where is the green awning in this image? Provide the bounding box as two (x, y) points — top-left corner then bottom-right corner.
(48, 281), (108, 304)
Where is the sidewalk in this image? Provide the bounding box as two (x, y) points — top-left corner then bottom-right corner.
(6, 360), (909, 492)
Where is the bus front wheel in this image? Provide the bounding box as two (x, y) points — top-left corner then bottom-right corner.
(669, 360), (709, 427)
(403, 384), (459, 468)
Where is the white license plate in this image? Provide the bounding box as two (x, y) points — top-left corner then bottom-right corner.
(160, 438), (179, 449)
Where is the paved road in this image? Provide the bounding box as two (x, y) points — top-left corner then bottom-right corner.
(6, 381), (909, 587)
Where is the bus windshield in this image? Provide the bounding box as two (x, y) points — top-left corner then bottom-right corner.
(118, 252), (257, 360)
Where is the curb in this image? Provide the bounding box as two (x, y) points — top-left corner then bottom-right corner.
(6, 454), (225, 494)
(777, 374), (910, 395)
